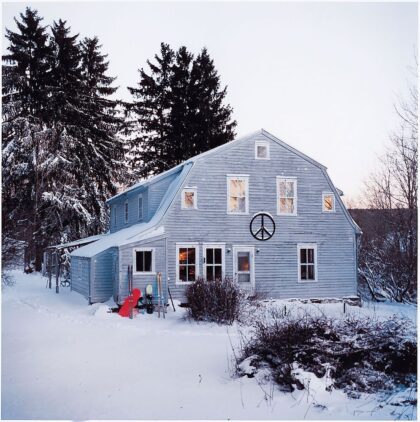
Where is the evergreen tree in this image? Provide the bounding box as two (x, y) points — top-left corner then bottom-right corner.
(2, 8), (52, 270)
(127, 44), (236, 178)
(189, 48), (236, 153)
(3, 11), (125, 271)
(127, 42), (175, 178)
(40, 23), (124, 246)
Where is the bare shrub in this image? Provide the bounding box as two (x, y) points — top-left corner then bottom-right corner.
(185, 277), (243, 324)
(238, 312), (416, 395)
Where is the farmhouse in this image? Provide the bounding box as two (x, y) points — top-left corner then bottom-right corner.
(70, 129), (361, 304)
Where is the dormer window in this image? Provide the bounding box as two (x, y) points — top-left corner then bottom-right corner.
(255, 140), (270, 160)
(322, 192), (335, 212)
(181, 187), (197, 209)
(124, 201), (128, 223)
(138, 194), (144, 220)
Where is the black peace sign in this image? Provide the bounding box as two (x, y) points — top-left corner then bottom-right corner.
(250, 212), (276, 241)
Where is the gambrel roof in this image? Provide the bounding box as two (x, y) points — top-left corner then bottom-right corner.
(72, 129), (361, 258)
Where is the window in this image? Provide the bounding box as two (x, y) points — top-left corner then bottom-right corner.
(255, 140), (270, 160)
(322, 192), (335, 212)
(113, 205), (117, 226)
(124, 201), (129, 223)
(227, 175), (249, 214)
(297, 243), (317, 282)
(277, 177), (297, 215)
(176, 243), (199, 283)
(203, 244), (225, 281)
(134, 248), (155, 274)
(181, 187), (197, 209)
(138, 195), (144, 220)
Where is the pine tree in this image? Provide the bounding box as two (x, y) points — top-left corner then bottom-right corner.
(127, 42), (175, 178)
(2, 8), (52, 270)
(127, 44), (237, 178)
(189, 48), (236, 153)
(3, 11), (125, 271)
(40, 24), (124, 245)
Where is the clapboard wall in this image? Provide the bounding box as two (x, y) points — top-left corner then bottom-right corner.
(161, 132), (358, 300)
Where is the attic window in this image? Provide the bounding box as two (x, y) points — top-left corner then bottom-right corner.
(322, 192), (335, 212)
(255, 140), (270, 160)
(181, 188), (197, 209)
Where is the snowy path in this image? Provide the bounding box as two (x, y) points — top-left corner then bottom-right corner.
(2, 271), (416, 420)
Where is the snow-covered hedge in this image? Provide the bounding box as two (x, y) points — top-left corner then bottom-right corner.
(185, 277), (243, 324)
(237, 312), (416, 396)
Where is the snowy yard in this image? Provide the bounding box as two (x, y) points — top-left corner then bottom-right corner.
(2, 271), (417, 420)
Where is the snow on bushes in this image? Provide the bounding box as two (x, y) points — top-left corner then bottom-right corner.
(237, 310), (416, 397)
(185, 277), (243, 324)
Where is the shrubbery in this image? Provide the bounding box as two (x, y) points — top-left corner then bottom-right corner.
(185, 277), (243, 324)
(237, 311), (416, 396)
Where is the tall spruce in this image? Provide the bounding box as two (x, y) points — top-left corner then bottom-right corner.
(3, 10), (125, 271)
(2, 8), (52, 270)
(127, 42), (175, 178)
(127, 43), (236, 178)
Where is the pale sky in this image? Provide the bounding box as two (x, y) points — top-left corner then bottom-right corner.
(2, 1), (418, 202)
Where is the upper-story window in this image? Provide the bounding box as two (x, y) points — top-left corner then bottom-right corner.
(138, 194), (144, 220)
(181, 187), (197, 209)
(124, 201), (128, 223)
(322, 192), (335, 212)
(227, 175), (249, 214)
(255, 140), (270, 160)
(113, 205), (117, 226)
(277, 177), (297, 215)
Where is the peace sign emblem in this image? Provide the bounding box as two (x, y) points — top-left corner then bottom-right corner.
(250, 212), (276, 241)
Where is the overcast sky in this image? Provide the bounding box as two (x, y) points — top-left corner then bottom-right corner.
(2, 1), (418, 202)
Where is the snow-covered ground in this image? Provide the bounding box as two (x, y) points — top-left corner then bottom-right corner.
(2, 271), (417, 420)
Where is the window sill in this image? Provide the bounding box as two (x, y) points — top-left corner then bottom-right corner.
(277, 213), (297, 217)
(297, 279), (317, 283)
(133, 272), (156, 276)
(175, 281), (194, 286)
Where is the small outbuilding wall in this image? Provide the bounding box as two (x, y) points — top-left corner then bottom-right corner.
(91, 247), (118, 303)
(71, 256), (91, 300)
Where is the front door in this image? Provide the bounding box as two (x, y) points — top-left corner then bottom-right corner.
(203, 243), (225, 281)
(233, 246), (255, 292)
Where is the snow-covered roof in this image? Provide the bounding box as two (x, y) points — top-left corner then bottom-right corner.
(72, 162), (193, 258)
(48, 234), (105, 250)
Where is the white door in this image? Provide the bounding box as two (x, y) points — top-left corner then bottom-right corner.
(203, 243), (225, 280)
(233, 246), (255, 292)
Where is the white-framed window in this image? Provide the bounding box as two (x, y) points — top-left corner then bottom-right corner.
(181, 187), (197, 209)
(176, 243), (199, 284)
(138, 194), (144, 220)
(113, 205), (117, 226)
(322, 192), (335, 212)
(124, 201), (129, 223)
(133, 248), (155, 274)
(227, 175), (249, 214)
(255, 140), (270, 160)
(203, 243), (225, 281)
(297, 243), (317, 282)
(277, 177), (297, 215)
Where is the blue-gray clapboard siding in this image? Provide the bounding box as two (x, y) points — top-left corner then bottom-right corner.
(91, 247), (118, 303)
(116, 237), (167, 305)
(71, 256), (91, 300)
(110, 189), (149, 233)
(160, 133), (357, 300)
(78, 131), (358, 304)
(109, 171), (179, 233)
